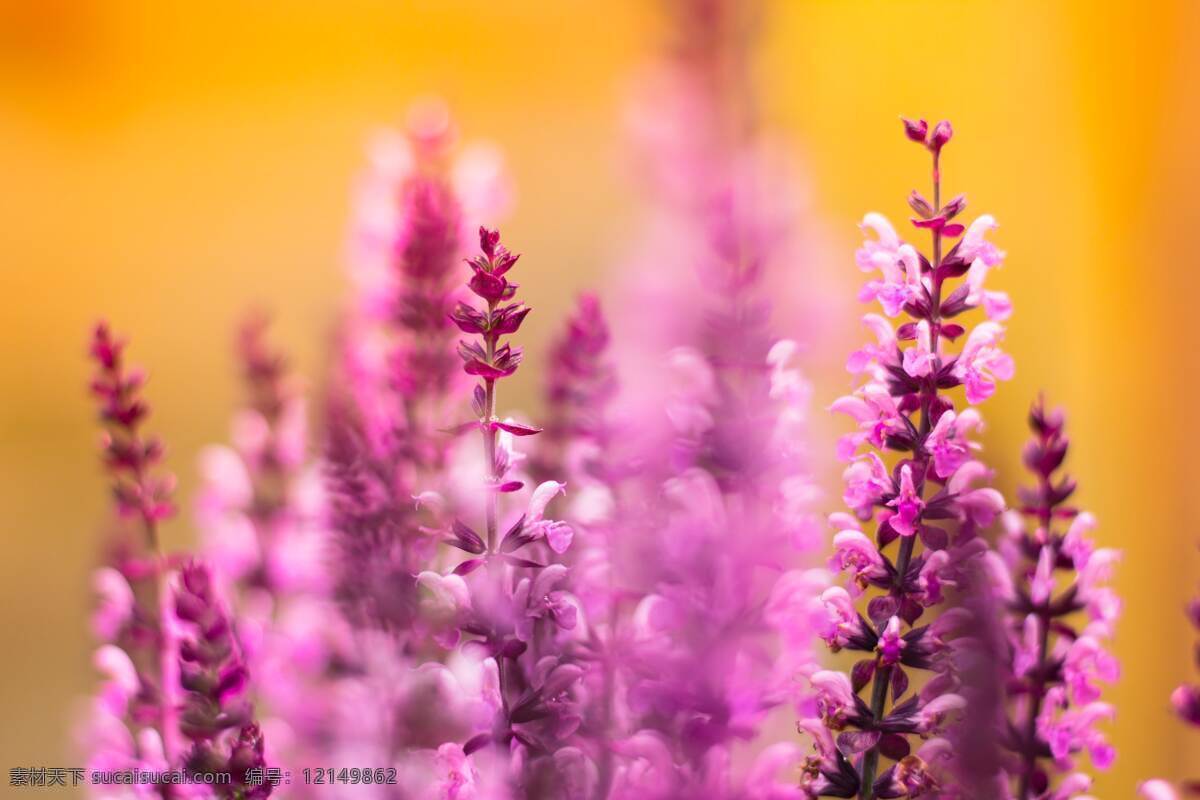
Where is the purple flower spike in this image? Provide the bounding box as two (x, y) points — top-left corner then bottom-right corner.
(326, 105), (502, 634)
(808, 120), (1014, 799)
(84, 324), (185, 776)
(985, 399), (1120, 797)
(90, 322), (177, 529)
(174, 560), (271, 797)
(421, 229), (585, 793)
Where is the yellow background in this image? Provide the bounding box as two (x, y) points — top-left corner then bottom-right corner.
(1, 0), (1197, 795)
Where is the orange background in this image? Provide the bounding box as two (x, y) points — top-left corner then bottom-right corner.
(1, 1), (1198, 795)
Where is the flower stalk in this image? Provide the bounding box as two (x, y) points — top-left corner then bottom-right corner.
(986, 400), (1120, 798)
(806, 118), (1013, 799)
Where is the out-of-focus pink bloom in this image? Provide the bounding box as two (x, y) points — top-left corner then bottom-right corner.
(915, 693), (967, 734)
(846, 314), (901, 375)
(435, 743), (480, 800)
(1139, 780), (1181, 800)
(91, 568), (135, 642)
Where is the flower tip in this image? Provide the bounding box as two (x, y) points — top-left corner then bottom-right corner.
(901, 117), (928, 143)
(479, 226), (501, 257)
(930, 120), (954, 151)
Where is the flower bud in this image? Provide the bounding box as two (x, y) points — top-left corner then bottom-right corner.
(901, 117), (928, 144)
(930, 120), (953, 151)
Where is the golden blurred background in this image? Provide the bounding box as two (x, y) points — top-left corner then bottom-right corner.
(1, 0), (1197, 795)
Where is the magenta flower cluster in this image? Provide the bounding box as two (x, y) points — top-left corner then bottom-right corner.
(73, 10), (1191, 799)
(979, 402), (1121, 798)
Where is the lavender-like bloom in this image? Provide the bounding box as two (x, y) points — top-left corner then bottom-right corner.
(83, 324), (183, 790)
(533, 294), (616, 482)
(533, 294), (629, 796)
(982, 401), (1120, 798)
(326, 108), (495, 636)
(583, 3), (827, 795)
(174, 560), (272, 798)
(327, 114), (467, 632)
(423, 227), (584, 796)
(807, 119), (1012, 799)
(195, 315), (345, 792)
(199, 315), (329, 596)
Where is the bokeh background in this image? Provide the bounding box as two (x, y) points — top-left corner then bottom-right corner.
(2, 0), (1198, 795)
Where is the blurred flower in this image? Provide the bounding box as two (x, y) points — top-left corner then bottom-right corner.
(82, 324), (184, 788)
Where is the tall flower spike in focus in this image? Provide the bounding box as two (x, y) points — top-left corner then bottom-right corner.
(81, 323), (183, 791)
(805, 119), (1013, 799)
(984, 400), (1120, 798)
(423, 227), (585, 795)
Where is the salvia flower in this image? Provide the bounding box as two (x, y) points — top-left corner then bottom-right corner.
(196, 315), (344, 793)
(424, 228), (585, 796)
(986, 400), (1120, 798)
(327, 103), (508, 635)
(174, 560), (272, 797)
(805, 118), (1012, 800)
(82, 324), (184, 788)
